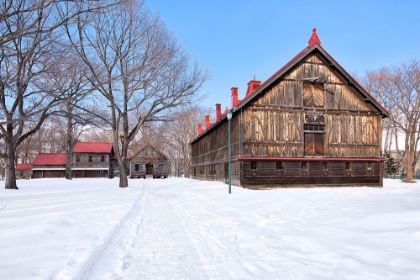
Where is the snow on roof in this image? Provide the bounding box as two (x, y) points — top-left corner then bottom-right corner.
(15, 164), (33, 170)
(73, 142), (113, 153)
(32, 153), (66, 165)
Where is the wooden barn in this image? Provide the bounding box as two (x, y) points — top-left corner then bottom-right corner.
(129, 144), (169, 179)
(32, 153), (66, 178)
(72, 142), (114, 178)
(191, 28), (388, 188)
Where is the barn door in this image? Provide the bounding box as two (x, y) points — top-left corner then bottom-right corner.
(146, 164), (153, 175)
(304, 133), (324, 155)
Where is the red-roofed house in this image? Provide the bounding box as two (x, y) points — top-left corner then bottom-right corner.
(72, 142), (115, 178)
(15, 164), (33, 180)
(129, 144), (169, 179)
(32, 153), (66, 178)
(191, 28), (388, 188)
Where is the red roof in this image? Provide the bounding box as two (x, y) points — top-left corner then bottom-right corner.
(73, 142), (113, 153)
(15, 164), (33, 170)
(32, 153), (66, 165)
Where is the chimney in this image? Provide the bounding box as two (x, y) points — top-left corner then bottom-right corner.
(205, 115), (210, 129)
(245, 79), (261, 97)
(198, 124), (203, 135)
(231, 87), (239, 108)
(215, 103), (221, 121)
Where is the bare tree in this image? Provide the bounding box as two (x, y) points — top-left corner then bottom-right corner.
(67, 0), (208, 187)
(48, 55), (92, 179)
(365, 59), (420, 182)
(164, 106), (212, 177)
(0, 0), (118, 189)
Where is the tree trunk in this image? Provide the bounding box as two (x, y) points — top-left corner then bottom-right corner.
(118, 157), (128, 188)
(66, 111), (73, 180)
(403, 150), (416, 182)
(4, 134), (18, 189)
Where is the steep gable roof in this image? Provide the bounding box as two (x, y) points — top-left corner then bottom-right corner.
(235, 36), (388, 117)
(130, 144), (168, 160)
(191, 28), (388, 144)
(73, 142), (113, 153)
(32, 153), (66, 165)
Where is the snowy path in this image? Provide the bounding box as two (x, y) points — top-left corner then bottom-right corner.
(115, 180), (219, 279)
(86, 178), (420, 280)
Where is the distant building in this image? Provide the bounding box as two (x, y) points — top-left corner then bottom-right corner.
(15, 164), (33, 180)
(129, 144), (169, 179)
(72, 142), (115, 178)
(191, 28), (388, 188)
(32, 153), (66, 178)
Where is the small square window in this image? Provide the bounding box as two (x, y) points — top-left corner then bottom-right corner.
(322, 162), (327, 170)
(159, 164), (163, 172)
(89, 156), (92, 162)
(276, 162), (283, 170)
(367, 162), (372, 170)
(251, 161), (257, 170)
(101, 156), (105, 162)
(76, 156), (80, 162)
(135, 164), (140, 172)
(345, 162), (351, 170)
(301, 162), (307, 170)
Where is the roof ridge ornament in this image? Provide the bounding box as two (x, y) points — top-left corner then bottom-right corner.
(308, 27), (321, 46)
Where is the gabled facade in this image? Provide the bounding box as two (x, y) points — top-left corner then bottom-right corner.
(32, 153), (66, 178)
(72, 142), (115, 178)
(129, 144), (169, 179)
(191, 28), (388, 188)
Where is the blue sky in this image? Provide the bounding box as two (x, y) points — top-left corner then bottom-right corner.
(146, 0), (420, 111)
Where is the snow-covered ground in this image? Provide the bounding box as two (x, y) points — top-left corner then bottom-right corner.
(1, 178), (420, 280)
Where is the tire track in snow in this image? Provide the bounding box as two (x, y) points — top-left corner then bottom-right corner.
(117, 179), (218, 279)
(77, 181), (147, 280)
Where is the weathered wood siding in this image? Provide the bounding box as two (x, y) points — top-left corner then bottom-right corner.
(242, 53), (382, 158)
(191, 117), (241, 184)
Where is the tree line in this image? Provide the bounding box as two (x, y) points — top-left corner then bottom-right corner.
(1, 0), (208, 189)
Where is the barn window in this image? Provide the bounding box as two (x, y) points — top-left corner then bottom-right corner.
(76, 156), (80, 162)
(322, 162), (328, 170)
(301, 162), (307, 170)
(251, 161), (257, 170)
(345, 162), (351, 170)
(367, 162), (372, 170)
(89, 156), (92, 162)
(101, 156), (105, 162)
(135, 164), (140, 172)
(159, 164), (163, 172)
(303, 83), (324, 107)
(276, 162), (283, 170)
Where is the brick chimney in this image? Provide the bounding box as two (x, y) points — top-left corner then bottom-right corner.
(245, 79), (261, 97)
(215, 103), (221, 121)
(197, 124), (203, 135)
(205, 115), (210, 129)
(231, 87), (239, 108)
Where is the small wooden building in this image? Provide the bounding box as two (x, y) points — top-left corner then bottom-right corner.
(129, 144), (169, 179)
(15, 164), (33, 180)
(72, 142), (114, 178)
(191, 28), (388, 188)
(32, 153), (66, 178)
